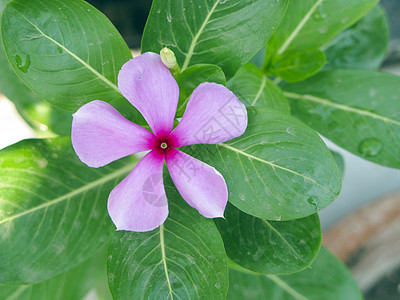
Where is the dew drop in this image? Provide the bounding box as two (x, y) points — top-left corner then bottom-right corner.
(307, 197), (318, 211)
(166, 11), (171, 22)
(238, 193), (246, 201)
(36, 158), (48, 169)
(318, 27), (327, 34)
(358, 138), (383, 157)
(15, 54), (31, 73)
(369, 88), (377, 97)
(312, 4), (327, 20)
(57, 46), (63, 54)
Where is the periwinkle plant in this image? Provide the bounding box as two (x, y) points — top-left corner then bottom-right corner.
(0, 0), (396, 299)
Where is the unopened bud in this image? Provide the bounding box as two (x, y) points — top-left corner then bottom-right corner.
(160, 47), (177, 69)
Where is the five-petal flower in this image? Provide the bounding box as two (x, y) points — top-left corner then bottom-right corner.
(71, 52), (247, 232)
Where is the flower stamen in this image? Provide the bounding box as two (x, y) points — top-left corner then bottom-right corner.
(160, 142), (168, 149)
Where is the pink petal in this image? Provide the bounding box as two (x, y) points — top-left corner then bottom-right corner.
(72, 100), (157, 168)
(165, 148), (228, 218)
(118, 52), (179, 139)
(168, 82), (247, 147)
(107, 149), (168, 232)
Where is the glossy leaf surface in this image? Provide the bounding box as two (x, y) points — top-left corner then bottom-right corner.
(184, 107), (341, 220)
(269, 48), (326, 82)
(1, 0), (132, 112)
(216, 204), (321, 274)
(283, 70), (400, 168)
(0, 0), (71, 135)
(0, 137), (135, 284)
(227, 63), (290, 113)
(142, 0), (289, 78)
(0, 248), (109, 300)
(227, 247), (362, 300)
(108, 178), (228, 300)
(323, 5), (389, 70)
(266, 0), (378, 58)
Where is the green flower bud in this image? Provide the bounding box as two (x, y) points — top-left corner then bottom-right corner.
(160, 47), (177, 69)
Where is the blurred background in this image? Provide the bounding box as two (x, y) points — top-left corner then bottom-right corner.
(1, 0), (400, 298)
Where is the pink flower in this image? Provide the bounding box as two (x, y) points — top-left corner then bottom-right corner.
(71, 52), (247, 232)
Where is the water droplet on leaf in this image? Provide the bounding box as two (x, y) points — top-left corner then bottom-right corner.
(307, 197), (318, 211)
(57, 46), (63, 54)
(358, 138), (383, 157)
(312, 4), (327, 20)
(15, 54), (31, 73)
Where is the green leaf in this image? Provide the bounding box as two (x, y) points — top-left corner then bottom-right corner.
(0, 247), (109, 300)
(227, 247), (362, 300)
(282, 70), (400, 169)
(175, 64), (226, 116)
(0, 0), (71, 135)
(142, 0), (289, 78)
(323, 5), (389, 70)
(227, 63), (290, 113)
(268, 48), (326, 83)
(0, 137), (136, 284)
(216, 204), (321, 274)
(184, 107), (341, 221)
(1, 0), (135, 115)
(108, 177), (228, 300)
(266, 0), (378, 59)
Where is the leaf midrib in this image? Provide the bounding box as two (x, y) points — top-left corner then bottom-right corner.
(4, 285), (29, 300)
(284, 91), (400, 127)
(11, 8), (120, 93)
(160, 224), (174, 299)
(0, 164), (133, 225)
(181, 0), (221, 71)
(262, 220), (304, 262)
(277, 0), (324, 56)
(218, 143), (332, 194)
(251, 74), (267, 106)
(266, 275), (310, 300)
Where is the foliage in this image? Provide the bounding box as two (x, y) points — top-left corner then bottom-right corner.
(0, 0), (395, 298)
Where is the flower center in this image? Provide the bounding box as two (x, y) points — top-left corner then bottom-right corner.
(160, 142), (168, 149)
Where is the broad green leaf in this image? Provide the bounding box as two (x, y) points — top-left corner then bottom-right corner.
(227, 247), (362, 300)
(184, 107), (341, 220)
(323, 5), (389, 70)
(0, 137), (136, 284)
(266, 0), (378, 59)
(216, 204), (321, 274)
(0, 247), (109, 300)
(227, 63), (290, 113)
(175, 64), (226, 116)
(0, 0), (71, 135)
(268, 48), (326, 83)
(1, 0), (135, 116)
(282, 70), (400, 169)
(142, 0), (289, 78)
(108, 178), (228, 300)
